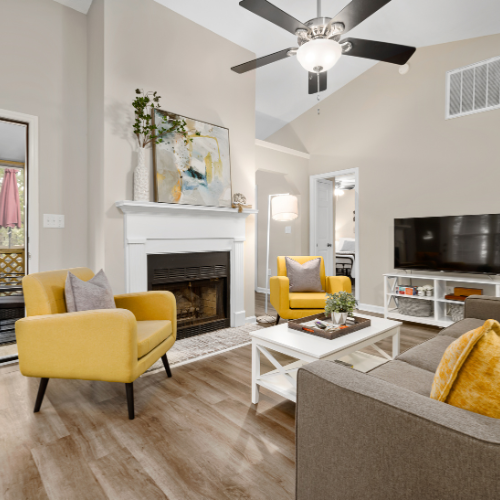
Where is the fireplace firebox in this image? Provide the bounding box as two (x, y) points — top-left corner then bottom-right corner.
(147, 252), (230, 339)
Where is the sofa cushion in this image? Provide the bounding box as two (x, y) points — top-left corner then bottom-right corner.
(137, 320), (172, 359)
(396, 335), (456, 373)
(431, 319), (500, 419)
(439, 318), (485, 339)
(289, 292), (326, 309)
(368, 360), (434, 397)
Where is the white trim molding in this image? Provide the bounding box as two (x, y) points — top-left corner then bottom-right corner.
(358, 303), (384, 315)
(255, 139), (310, 160)
(0, 108), (39, 274)
(116, 201), (257, 328)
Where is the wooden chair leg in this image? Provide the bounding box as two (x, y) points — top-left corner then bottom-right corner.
(275, 314), (280, 325)
(126, 382), (134, 420)
(34, 378), (49, 413)
(161, 354), (172, 378)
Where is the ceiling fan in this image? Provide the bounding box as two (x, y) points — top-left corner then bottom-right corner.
(231, 0), (416, 94)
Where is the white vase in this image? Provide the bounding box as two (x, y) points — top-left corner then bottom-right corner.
(332, 312), (348, 326)
(134, 147), (149, 202)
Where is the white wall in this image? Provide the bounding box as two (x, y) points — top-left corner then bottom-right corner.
(88, 0), (257, 316)
(0, 0), (88, 271)
(268, 34), (500, 307)
(255, 144), (309, 290)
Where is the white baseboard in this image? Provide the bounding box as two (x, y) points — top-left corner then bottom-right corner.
(256, 287), (269, 294)
(358, 303), (384, 315)
(245, 316), (257, 324)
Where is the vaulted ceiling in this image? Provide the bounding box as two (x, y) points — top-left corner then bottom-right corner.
(57, 0), (500, 139)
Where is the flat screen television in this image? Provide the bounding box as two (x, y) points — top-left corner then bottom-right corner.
(394, 214), (500, 275)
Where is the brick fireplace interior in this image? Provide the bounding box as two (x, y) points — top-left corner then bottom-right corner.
(147, 252), (230, 339)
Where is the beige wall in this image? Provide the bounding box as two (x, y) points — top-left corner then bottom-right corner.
(335, 189), (355, 243)
(0, 0), (88, 271)
(89, 0), (257, 316)
(268, 34), (500, 307)
(255, 145), (309, 290)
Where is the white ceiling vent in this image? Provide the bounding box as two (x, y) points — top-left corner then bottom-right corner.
(446, 56), (500, 119)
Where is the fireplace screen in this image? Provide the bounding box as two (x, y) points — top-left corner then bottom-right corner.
(148, 252), (230, 339)
(153, 279), (225, 330)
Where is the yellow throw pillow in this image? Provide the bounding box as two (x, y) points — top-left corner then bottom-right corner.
(430, 319), (500, 418)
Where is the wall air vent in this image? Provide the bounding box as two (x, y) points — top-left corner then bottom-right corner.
(446, 56), (500, 119)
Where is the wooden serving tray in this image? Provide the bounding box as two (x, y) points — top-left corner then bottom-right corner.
(288, 313), (371, 340)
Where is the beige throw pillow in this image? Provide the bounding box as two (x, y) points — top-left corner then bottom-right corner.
(65, 269), (116, 312)
(285, 257), (324, 293)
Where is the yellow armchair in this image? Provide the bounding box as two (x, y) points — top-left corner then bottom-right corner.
(270, 256), (351, 323)
(16, 268), (177, 420)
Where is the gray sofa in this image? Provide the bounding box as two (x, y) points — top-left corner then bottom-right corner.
(296, 295), (500, 500)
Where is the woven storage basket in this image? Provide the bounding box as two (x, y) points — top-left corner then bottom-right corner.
(449, 303), (464, 322)
(397, 297), (434, 317)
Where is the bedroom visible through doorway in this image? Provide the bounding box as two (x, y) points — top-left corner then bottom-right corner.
(309, 168), (359, 302)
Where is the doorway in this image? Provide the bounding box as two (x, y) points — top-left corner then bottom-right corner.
(0, 110), (38, 359)
(310, 168), (359, 302)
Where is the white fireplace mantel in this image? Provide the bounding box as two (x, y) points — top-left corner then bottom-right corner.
(116, 201), (258, 327)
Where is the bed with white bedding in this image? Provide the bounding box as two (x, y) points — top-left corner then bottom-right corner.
(336, 238), (356, 279)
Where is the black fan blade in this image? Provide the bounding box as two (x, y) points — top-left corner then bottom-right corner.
(308, 72), (327, 94)
(330, 0), (392, 34)
(342, 38), (416, 65)
(239, 0), (308, 35)
(231, 48), (294, 74)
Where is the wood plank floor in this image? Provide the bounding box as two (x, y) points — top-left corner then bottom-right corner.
(0, 294), (440, 499)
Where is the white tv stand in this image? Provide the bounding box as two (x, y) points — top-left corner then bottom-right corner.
(384, 273), (500, 328)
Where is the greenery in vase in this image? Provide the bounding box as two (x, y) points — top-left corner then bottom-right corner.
(132, 89), (199, 148)
(325, 291), (357, 316)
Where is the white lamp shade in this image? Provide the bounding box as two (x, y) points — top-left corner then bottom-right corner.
(296, 39), (342, 73)
(272, 195), (298, 222)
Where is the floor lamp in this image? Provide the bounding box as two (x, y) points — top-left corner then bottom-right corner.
(257, 193), (299, 324)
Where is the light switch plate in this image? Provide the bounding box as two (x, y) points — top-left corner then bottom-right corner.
(43, 214), (65, 228)
(285, 226), (291, 234)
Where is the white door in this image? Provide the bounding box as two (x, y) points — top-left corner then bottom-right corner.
(315, 179), (334, 276)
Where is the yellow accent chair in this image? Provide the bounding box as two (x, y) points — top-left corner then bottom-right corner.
(270, 256), (352, 323)
(16, 268), (177, 420)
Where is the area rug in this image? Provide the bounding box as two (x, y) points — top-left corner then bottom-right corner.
(144, 323), (265, 376)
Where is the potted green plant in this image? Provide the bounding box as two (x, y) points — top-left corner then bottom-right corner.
(325, 291), (357, 326)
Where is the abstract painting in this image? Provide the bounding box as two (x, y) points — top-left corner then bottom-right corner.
(153, 109), (232, 207)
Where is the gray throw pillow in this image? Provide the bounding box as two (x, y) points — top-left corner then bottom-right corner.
(285, 257), (324, 293)
(65, 269), (116, 312)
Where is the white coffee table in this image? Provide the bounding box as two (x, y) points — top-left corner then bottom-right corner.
(250, 313), (402, 404)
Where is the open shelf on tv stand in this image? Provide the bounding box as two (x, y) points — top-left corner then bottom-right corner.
(383, 272), (500, 328)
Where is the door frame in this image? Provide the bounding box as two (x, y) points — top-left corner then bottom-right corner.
(309, 167), (359, 302)
(0, 108), (39, 274)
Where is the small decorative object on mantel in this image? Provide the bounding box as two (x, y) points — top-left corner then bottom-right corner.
(231, 193), (252, 213)
(325, 291), (357, 327)
(132, 89), (187, 202)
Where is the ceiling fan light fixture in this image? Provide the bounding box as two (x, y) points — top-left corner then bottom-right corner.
(296, 39), (342, 73)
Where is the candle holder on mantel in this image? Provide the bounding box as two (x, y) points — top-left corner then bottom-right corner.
(232, 193), (252, 213)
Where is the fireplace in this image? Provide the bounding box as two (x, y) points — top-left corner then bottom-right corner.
(147, 252), (230, 339)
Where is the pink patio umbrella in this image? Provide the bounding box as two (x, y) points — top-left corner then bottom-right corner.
(0, 169), (21, 247)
